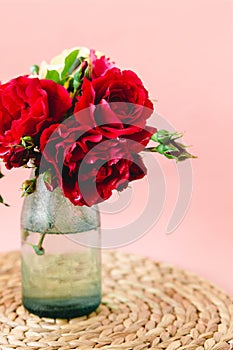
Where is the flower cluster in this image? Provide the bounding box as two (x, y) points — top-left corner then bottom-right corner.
(0, 47), (195, 206)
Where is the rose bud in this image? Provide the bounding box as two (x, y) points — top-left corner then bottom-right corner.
(21, 178), (37, 197)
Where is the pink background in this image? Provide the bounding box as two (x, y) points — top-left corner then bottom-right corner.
(0, 0), (233, 294)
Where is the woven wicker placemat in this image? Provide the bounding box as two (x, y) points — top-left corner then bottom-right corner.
(0, 251), (233, 350)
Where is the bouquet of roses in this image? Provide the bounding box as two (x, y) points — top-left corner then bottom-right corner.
(0, 47), (194, 207)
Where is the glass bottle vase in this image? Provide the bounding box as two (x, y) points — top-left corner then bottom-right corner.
(20, 175), (101, 319)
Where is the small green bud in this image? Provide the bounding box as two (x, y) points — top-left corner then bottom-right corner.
(156, 144), (166, 154)
(30, 64), (39, 75)
(152, 130), (170, 144)
(21, 178), (37, 196)
(151, 130), (183, 145)
(149, 129), (196, 162)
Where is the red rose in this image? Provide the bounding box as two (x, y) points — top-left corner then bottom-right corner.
(40, 119), (103, 178)
(89, 50), (114, 79)
(0, 146), (28, 169)
(39, 65), (155, 205)
(74, 68), (155, 140)
(62, 142), (147, 206)
(0, 76), (72, 168)
(40, 122), (147, 206)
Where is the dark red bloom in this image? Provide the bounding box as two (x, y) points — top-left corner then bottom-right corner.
(39, 68), (155, 205)
(40, 122), (147, 206)
(0, 76), (72, 168)
(0, 50), (162, 207)
(62, 155), (147, 206)
(0, 146), (28, 169)
(74, 68), (155, 139)
(40, 118), (103, 178)
(62, 140), (147, 206)
(89, 50), (114, 79)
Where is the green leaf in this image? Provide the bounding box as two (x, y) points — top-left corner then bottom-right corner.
(61, 50), (79, 79)
(45, 70), (60, 83)
(73, 79), (80, 91)
(73, 70), (82, 90)
(68, 57), (83, 75)
(21, 136), (34, 149)
(31, 244), (45, 255)
(0, 195), (9, 207)
(0, 171), (3, 179)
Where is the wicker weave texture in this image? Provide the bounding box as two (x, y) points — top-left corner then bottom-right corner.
(0, 251), (233, 350)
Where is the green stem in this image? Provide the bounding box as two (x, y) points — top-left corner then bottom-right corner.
(38, 233), (46, 251)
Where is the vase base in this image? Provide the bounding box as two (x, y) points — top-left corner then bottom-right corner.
(23, 294), (101, 319)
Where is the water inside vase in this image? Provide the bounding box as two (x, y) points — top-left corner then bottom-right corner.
(21, 230), (101, 318)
